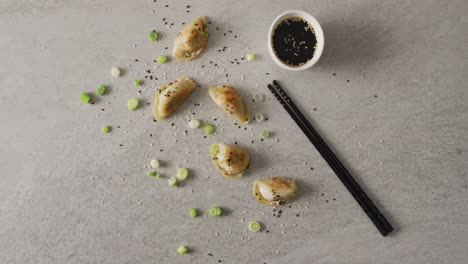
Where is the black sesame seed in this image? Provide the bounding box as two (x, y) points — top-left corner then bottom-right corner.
(208, 253), (213, 257)
(346, 80), (350, 82)
(333, 73), (336, 76)
(160, 149), (163, 152)
(119, 144), (123, 147)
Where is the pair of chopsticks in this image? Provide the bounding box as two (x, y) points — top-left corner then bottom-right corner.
(267, 80), (393, 237)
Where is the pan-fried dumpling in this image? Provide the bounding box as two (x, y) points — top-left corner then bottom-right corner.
(253, 177), (298, 206)
(208, 85), (250, 124)
(210, 143), (250, 178)
(153, 77), (197, 121)
(172, 16), (209, 60)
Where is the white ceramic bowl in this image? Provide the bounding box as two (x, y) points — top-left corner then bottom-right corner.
(268, 10), (325, 71)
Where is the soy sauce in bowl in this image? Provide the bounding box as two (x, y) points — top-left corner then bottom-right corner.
(272, 17), (317, 67)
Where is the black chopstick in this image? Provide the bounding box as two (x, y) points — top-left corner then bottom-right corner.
(268, 80), (393, 237)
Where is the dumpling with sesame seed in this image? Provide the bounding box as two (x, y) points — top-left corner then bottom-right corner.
(153, 77), (197, 121)
(208, 85), (250, 124)
(172, 16), (209, 60)
(210, 143), (250, 178)
(253, 177), (298, 206)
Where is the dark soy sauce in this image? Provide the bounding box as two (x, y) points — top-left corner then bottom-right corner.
(272, 17), (317, 66)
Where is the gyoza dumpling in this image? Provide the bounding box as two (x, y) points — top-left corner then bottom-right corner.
(208, 85), (250, 124)
(253, 177), (298, 206)
(172, 16), (209, 60)
(210, 143), (250, 178)
(153, 77), (197, 121)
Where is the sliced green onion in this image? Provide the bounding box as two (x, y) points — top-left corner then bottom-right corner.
(80, 92), (92, 104)
(261, 130), (270, 139)
(209, 206), (223, 217)
(127, 97), (139, 111)
(101, 125), (110, 133)
(176, 245), (188, 255)
(247, 53), (256, 61)
(111, 67), (121, 77)
(148, 30), (158, 42)
(199, 30), (207, 37)
(189, 119), (201, 129)
(210, 144), (219, 156)
(133, 79), (142, 87)
(204, 123), (215, 135)
(248, 221), (261, 232)
(150, 159), (160, 168)
(157, 55), (167, 64)
(168, 177), (178, 187)
(255, 113), (264, 123)
(147, 171), (160, 178)
(188, 208), (197, 218)
(96, 85), (106, 95)
(176, 168), (189, 181)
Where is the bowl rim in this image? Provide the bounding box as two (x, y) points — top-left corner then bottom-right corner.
(268, 10), (325, 71)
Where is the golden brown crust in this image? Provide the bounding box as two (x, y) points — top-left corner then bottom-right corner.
(172, 16), (209, 60)
(211, 143), (250, 178)
(153, 77), (197, 121)
(208, 85), (250, 124)
(252, 177), (298, 206)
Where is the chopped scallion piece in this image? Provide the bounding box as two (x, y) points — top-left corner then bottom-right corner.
(80, 92), (92, 104)
(247, 53), (256, 61)
(189, 119), (201, 129)
(147, 171), (160, 178)
(248, 221), (261, 232)
(209, 206), (223, 217)
(101, 125), (110, 133)
(127, 97), (139, 111)
(188, 208), (197, 218)
(261, 130), (270, 139)
(176, 168), (189, 181)
(168, 177), (178, 187)
(176, 245), (188, 255)
(199, 30), (207, 37)
(111, 67), (121, 77)
(150, 159), (160, 168)
(255, 113), (264, 123)
(133, 79), (142, 87)
(204, 123), (215, 135)
(157, 55), (167, 64)
(96, 85), (106, 95)
(148, 30), (158, 42)
(210, 144), (219, 156)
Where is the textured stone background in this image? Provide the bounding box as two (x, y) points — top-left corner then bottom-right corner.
(0, 0), (467, 263)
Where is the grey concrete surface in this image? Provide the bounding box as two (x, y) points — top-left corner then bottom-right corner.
(1, 0), (467, 263)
